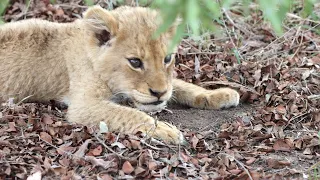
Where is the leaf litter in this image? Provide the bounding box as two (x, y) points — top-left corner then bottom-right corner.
(0, 0), (320, 179)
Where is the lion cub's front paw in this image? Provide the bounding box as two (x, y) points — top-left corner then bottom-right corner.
(154, 121), (186, 144)
(138, 120), (186, 145)
(194, 88), (240, 109)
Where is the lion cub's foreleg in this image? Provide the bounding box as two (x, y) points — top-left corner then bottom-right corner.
(67, 90), (184, 144)
(172, 79), (239, 109)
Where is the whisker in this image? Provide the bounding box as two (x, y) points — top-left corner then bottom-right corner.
(170, 95), (178, 103)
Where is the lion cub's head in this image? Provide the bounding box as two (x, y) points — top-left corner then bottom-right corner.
(83, 6), (179, 112)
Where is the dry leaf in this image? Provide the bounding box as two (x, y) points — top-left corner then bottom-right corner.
(73, 139), (91, 158)
(122, 161), (134, 174)
(267, 159), (291, 169)
(40, 132), (52, 144)
(85, 156), (113, 169)
(273, 139), (292, 152)
(27, 171), (41, 180)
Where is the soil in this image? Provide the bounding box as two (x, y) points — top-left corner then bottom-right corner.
(157, 103), (254, 131)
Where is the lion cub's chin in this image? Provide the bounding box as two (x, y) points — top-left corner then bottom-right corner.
(134, 101), (167, 113)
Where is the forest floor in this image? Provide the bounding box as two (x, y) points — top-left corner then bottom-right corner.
(0, 0), (319, 179)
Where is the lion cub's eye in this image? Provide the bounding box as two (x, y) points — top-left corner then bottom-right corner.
(164, 54), (172, 64)
(128, 58), (143, 69)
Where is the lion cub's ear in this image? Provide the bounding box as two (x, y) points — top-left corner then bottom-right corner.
(83, 6), (118, 46)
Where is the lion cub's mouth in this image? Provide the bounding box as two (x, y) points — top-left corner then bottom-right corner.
(109, 93), (166, 112)
(141, 101), (163, 106)
(134, 100), (167, 112)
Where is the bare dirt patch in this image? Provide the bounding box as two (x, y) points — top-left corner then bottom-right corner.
(157, 104), (254, 131)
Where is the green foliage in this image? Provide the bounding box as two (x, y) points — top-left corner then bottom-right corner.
(151, 0), (224, 51)
(84, 0), (94, 6)
(302, 0), (318, 17)
(152, 0), (317, 50)
(0, 0), (317, 41)
(257, 0), (290, 35)
(0, 0), (9, 24)
(308, 161), (320, 180)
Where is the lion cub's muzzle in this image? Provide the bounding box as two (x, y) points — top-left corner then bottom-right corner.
(110, 89), (171, 112)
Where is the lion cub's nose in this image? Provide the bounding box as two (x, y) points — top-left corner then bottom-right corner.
(149, 88), (167, 99)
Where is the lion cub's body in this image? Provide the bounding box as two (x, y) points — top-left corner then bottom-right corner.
(1, 20), (71, 102)
(0, 6), (239, 144)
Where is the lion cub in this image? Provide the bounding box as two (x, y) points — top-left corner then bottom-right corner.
(0, 6), (239, 144)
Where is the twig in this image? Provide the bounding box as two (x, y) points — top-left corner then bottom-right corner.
(263, 28), (295, 51)
(222, 8), (253, 36)
(222, 153), (253, 180)
(16, 94), (34, 105)
(307, 94), (320, 100)
(6, 134), (39, 141)
(286, 13), (320, 24)
(140, 139), (163, 151)
(221, 8), (244, 62)
(94, 134), (130, 160)
(284, 112), (309, 129)
(57, 3), (87, 9)
(0, 161), (35, 166)
(23, 0), (33, 19)
(187, 52), (220, 55)
(290, 25), (304, 60)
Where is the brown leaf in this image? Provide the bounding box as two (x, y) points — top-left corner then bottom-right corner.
(122, 161), (134, 174)
(303, 147), (312, 155)
(229, 169), (242, 175)
(275, 105), (286, 114)
(57, 142), (76, 155)
(218, 131), (231, 138)
(134, 166), (146, 176)
(7, 122), (16, 132)
(4, 166), (11, 175)
(40, 132), (52, 144)
(308, 138), (320, 147)
(253, 69), (261, 87)
(122, 139), (131, 149)
(52, 166), (68, 176)
(43, 157), (52, 171)
(55, 8), (65, 16)
(190, 134), (199, 149)
(180, 151), (190, 162)
(42, 114), (53, 125)
(245, 157), (256, 165)
(87, 145), (103, 156)
(273, 139), (293, 152)
(294, 139), (303, 149)
(267, 159), (291, 169)
(237, 170), (261, 180)
(97, 174), (113, 180)
(27, 171), (41, 180)
(73, 139), (91, 158)
(191, 158), (199, 167)
(148, 161), (158, 170)
(85, 156), (113, 169)
(130, 140), (141, 149)
(59, 157), (70, 167)
(256, 145), (274, 152)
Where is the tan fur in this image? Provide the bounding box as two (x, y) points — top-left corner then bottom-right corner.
(0, 6), (239, 144)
